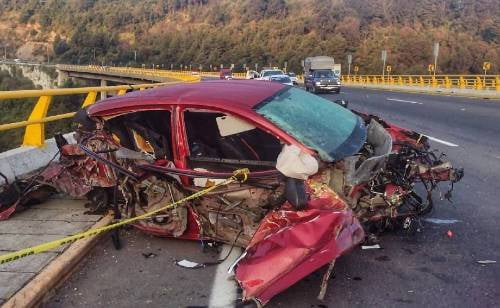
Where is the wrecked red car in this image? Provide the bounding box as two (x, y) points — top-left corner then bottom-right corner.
(0, 81), (462, 305)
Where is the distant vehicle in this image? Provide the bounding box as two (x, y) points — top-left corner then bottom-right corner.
(246, 70), (260, 79)
(269, 74), (293, 86)
(287, 72), (298, 85)
(303, 56), (341, 93)
(258, 69), (285, 80)
(219, 68), (233, 80)
(13, 59), (22, 63)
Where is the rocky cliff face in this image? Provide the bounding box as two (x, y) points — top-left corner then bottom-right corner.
(0, 63), (57, 89)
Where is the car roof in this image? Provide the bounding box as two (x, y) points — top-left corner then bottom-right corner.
(87, 80), (285, 116)
(270, 74), (290, 78)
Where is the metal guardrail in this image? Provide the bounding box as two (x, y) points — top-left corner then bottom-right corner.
(57, 65), (202, 83)
(2, 64), (499, 149)
(341, 75), (500, 91)
(0, 82), (179, 147)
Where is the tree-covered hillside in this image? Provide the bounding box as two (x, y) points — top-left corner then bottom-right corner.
(0, 0), (498, 74)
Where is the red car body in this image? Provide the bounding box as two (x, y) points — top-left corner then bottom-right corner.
(89, 81), (365, 303)
(0, 81), (461, 305)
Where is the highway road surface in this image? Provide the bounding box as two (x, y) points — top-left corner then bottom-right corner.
(44, 87), (500, 308)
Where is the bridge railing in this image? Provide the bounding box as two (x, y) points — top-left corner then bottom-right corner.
(0, 82), (179, 147)
(58, 65), (202, 82)
(341, 75), (500, 91)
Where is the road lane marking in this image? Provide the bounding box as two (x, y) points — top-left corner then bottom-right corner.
(424, 135), (459, 147)
(208, 244), (242, 307)
(387, 98), (423, 105)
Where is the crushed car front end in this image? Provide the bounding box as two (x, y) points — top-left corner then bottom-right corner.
(0, 82), (463, 306)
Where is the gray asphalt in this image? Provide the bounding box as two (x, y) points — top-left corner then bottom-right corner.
(43, 87), (500, 308)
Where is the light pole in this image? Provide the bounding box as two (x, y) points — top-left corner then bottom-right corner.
(381, 50), (387, 79)
(347, 54), (352, 76)
(433, 42), (439, 76)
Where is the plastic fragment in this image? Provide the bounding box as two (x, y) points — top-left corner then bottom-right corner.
(176, 259), (203, 268)
(361, 244), (381, 250)
(423, 218), (460, 224)
(477, 260), (496, 264)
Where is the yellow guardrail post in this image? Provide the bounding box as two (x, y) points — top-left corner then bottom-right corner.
(23, 95), (53, 147)
(496, 76), (500, 91)
(398, 76), (403, 86)
(476, 76), (483, 90)
(82, 91), (98, 107)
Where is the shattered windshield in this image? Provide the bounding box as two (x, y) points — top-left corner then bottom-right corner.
(255, 87), (366, 161)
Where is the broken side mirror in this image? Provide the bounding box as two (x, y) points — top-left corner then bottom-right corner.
(334, 99), (348, 108)
(285, 177), (308, 210)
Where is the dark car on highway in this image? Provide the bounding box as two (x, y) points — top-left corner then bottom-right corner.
(219, 68), (233, 79)
(304, 69), (341, 93)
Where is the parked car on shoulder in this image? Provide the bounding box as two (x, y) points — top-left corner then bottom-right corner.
(246, 70), (260, 79)
(287, 72), (298, 85)
(219, 68), (233, 79)
(258, 69), (285, 80)
(269, 74), (293, 86)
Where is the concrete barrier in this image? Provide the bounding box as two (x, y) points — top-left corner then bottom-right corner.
(0, 133), (75, 184)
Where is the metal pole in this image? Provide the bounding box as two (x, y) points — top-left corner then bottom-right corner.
(381, 50), (387, 80)
(347, 54), (352, 77)
(382, 57), (386, 79)
(433, 42), (439, 77)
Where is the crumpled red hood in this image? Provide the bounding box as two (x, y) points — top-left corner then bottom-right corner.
(235, 179), (364, 305)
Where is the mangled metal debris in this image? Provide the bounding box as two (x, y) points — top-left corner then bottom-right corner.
(0, 81), (463, 305)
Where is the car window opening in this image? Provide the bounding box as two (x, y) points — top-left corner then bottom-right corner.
(105, 110), (173, 160)
(184, 110), (282, 171)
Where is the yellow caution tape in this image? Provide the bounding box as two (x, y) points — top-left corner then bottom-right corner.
(0, 168), (249, 265)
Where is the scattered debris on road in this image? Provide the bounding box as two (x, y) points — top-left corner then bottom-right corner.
(176, 259), (203, 269)
(141, 252), (157, 259)
(361, 244), (381, 250)
(476, 260), (496, 264)
(424, 218), (461, 224)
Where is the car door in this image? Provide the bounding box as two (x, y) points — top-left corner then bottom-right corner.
(174, 107), (286, 247)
